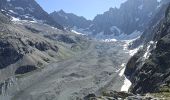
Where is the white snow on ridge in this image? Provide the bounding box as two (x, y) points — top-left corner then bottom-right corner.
(11, 17), (20, 21)
(9, 10), (18, 14)
(71, 30), (85, 35)
(72, 26), (92, 35)
(102, 39), (117, 42)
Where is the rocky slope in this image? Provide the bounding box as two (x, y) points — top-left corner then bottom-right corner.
(1, 0), (170, 100)
(0, 11), (80, 79)
(125, 3), (170, 95)
(0, 12), (132, 100)
(50, 10), (92, 30)
(0, 1), (133, 100)
(0, 5), (93, 98)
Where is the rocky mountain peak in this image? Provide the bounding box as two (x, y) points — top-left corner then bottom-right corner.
(50, 10), (92, 29)
(58, 9), (65, 14)
(50, 0), (162, 40)
(0, 0), (64, 30)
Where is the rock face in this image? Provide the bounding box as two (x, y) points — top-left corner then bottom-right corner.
(92, 0), (158, 35)
(50, 10), (92, 29)
(125, 3), (170, 94)
(129, 2), (170, 49)
(51, 0), (162, 38)
(0, 39), (23, 69)
(0, 0), (63, 30)
(15, 65), (37, 74)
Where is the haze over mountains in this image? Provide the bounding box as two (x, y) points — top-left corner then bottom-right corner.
(0, 0), (170, 100)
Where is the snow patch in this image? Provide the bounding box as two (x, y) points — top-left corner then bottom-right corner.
(72, 26), (92, 35)
(71, 30), (85, 35)
(143, 41), (156, 59)
(102, 39), (117, 42)
(119, 63), (126, 76)
(11, 17), (20, 21)
(143, 45), (151, 59)
(129, 47), (140, 56)
(121, 77), (132, 92)
(123, 38), (143, 56)
(117, 63), (132, 92)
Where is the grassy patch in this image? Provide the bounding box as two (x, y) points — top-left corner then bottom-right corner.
(150, 92), (170, 99)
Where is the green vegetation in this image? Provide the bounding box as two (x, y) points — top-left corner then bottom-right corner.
(149, 85), (170, 99)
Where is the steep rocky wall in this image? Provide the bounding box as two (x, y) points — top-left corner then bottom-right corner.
(125, 4), (170, 94)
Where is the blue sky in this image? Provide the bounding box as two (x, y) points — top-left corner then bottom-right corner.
(36, 0), (126, 20)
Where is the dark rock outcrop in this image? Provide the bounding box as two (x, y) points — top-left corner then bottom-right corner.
(15, 65), (37, 74)
(0, 40), (23, 69)
(125, 3), (170, 94)
(83, 94), (96, 100)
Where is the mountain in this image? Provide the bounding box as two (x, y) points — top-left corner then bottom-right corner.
(0, 0), (63, 30)
(84, 2), (170, 99)
(1, 0), (170, 100)
(92, 0), (158, 35)
(0, 10), (130, 100)
(0, 10), (79, 74)
(125, 3), (170, 94)
(0, 6), (93, 100)
(129, 0), (170, 49)
(50, 0), (162, 39)
(50, 10), (92, 29)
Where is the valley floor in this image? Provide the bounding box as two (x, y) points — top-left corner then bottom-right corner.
(7, 40), (131, 100)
